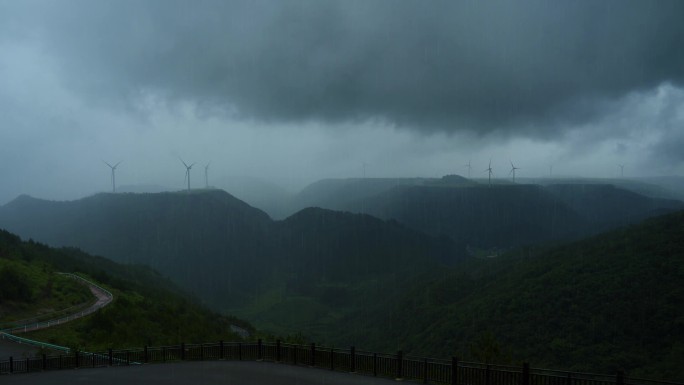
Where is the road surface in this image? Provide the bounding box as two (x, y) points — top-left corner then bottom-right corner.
(0, 339), (40, 359)
(0, 361), (404, 385)
(1, 274), (114, 359)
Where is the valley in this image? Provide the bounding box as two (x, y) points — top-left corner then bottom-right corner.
(0, 177), (683, 380)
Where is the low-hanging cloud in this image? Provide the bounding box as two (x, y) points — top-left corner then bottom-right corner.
(11, 0), (684, 138)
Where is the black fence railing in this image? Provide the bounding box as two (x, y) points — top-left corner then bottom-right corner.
(1, 340), (682, 385)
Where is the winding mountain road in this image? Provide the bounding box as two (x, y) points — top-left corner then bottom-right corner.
(0, 273), (113, 357)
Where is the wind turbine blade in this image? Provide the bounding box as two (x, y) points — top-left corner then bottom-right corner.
(103, 160), (114, 168)
(114, 161), (122, 168)
(180, 157), (189, 168)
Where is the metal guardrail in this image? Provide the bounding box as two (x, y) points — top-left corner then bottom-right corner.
(0, 332), (70, 353)
(1, 340), (681, 385)
(0, 332), (138, 368)
(0, 273), (114, 335)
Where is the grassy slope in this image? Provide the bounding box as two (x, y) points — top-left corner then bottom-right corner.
(0, 260), (92, 327)
(0, 229), (253, 352)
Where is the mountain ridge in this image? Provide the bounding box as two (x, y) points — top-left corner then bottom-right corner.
(0, 190), (461, 313)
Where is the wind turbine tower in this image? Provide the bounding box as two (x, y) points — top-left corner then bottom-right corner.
(180, 158), (195, 191)
(509, 160), (520, 182)
(204, 163), (210, 188)
(619, 164), (624, 178)
(465, 160), (472, 178)
(485, 159), (493, 187)
(103, 160), (122, 193)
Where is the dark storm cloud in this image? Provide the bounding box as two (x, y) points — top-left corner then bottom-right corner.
(645, 85), (684, 165)
(17, 0), (684, 136)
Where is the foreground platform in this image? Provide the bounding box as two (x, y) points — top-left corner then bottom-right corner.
(0, 360), (402, 385)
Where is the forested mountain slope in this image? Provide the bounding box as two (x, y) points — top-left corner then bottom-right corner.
(340, 210), (684, 380)
(0, 228), (251, 352)
(0, 190), (463, 313)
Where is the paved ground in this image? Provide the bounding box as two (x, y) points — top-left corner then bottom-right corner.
(0, 339), (40, 360)
(0, 361), (406, 385)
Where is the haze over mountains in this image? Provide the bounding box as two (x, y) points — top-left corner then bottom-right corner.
(0, 176), (684, 373)
(0, 189), (458, 312)
(282, 177), (683, 249)
(1, 179), (681, 295)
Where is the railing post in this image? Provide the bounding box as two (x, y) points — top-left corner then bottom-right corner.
(258, 339), (263, 361)
(350, 346), (356, 373)
(144, 346), (149, 363)
(331, 347), (335, 371)
(522, 363), (530, 385)
(238, 343), (242, 361)
(200, 344), (204, 361)
(25, 357), (29, 373)
(373, 353), (378, 377)
(9, 356), (13, 373)
(220, 340), (224, 360)
(423, 358), (429, 384)
(163, 347), (167, 362)
(276, 340), (281, 362)
(92, 352), (95, 368)
(181, 343), (186, 360)
(396, 350), (403, 380)
(42, 354), (47, 371)
(311, 343), (316, 367)
(59, 355), (62, 370)
(293, 344), (297, 365)
(126, 350), (130, 366)
(617, 371), (625, 385)
(486, 364), (491, 385)
(75, 349), (79, 368)
(452, 357), (458, 385)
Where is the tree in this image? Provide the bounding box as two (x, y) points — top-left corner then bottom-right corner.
(0, 265), (32, 302)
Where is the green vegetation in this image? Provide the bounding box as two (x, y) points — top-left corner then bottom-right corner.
(0, 265), (33, 302)
(0, 244), (92, 327)
(0, 228), (253, 352)
(2, 189), (683, 381)
(0, 191), (459, 324)
(341, 210), (684, 381)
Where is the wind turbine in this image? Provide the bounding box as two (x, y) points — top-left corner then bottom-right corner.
(180, 158), (195, 191)
(204, 162), (211, 188)
(103, 160), (122, 193)
(618, 164), (624, 178)
(362, 162), (369, 179)
(465, 160), (472, 178)
(485, 159), (493, 187)
(549, 164), (553, 178)
(509, 160), (520, 182)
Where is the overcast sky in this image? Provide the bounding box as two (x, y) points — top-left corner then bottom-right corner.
(1, 0), (683, 204)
